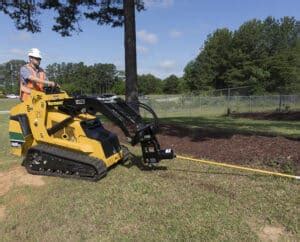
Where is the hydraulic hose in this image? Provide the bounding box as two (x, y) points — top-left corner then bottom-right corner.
(138, 102), (159, 129)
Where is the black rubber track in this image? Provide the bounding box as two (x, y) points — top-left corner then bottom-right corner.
(22, 143), (107, 181)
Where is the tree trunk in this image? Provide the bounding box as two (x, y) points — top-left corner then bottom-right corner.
(124, 0), (139, 112)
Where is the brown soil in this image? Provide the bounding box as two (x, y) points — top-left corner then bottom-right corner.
(0, 166), (45, 197)
(247, 219), (290, 242)
(104, 122), (300, 175)
(259, 225), (285, 242)
(230, 111), (300, 121)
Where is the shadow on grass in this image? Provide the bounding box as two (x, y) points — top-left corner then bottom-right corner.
(158, 116), (300, 140)
(229, 111), (300, 121)
(167, 168), (251, 178)
(120, 153), (168, 171)
(119, 152), (255, 179)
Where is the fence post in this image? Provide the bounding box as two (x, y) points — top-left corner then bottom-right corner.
(199, 96), (201, 114)
(278, 94), (282, 112)
(189, 96), (192, 117)
(227, 88), (231, 114)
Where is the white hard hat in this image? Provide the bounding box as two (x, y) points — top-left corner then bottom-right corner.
(28, 48), (42, 59)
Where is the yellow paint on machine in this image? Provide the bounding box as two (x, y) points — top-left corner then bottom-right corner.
(8, 90), (122, 168)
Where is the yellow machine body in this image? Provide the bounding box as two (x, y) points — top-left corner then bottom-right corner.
(9, 90), (123, 169)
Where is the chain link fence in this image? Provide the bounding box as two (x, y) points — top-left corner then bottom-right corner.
(1, 94), (300, 117)
(139, 94), (300, 118)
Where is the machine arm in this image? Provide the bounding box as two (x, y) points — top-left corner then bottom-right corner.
(48, 94), (175, 163)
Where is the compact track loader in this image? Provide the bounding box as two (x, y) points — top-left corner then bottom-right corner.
(8, 86), (175, 181)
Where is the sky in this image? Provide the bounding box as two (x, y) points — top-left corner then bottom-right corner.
(0, 0), (299, 78)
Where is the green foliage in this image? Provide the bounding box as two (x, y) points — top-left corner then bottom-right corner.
(138, 74), (162, 94)
(0, 59), (26, 94)
(46, 62), (120, 95)
(111, 80), (125, 95)
(0, 60), (188, 95)
(163, 75), (181, 94)
(184, 16), (300, 94)
(177, 77), (189, 93)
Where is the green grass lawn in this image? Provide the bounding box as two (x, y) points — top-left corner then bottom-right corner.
(0, 114), (18, 170)
(0, 113), (299, 241)
(159, 116), (300, 139)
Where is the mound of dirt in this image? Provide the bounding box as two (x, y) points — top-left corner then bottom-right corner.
(104, 122), (300, 175)
(230, 111), (300, 121)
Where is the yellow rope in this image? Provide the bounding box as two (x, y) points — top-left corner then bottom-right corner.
(176, 155), (300, 180)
